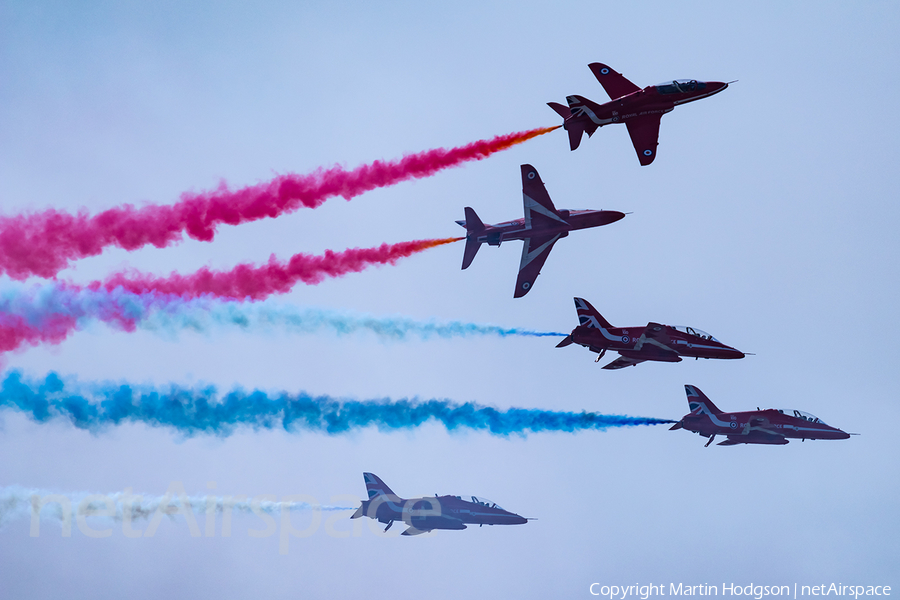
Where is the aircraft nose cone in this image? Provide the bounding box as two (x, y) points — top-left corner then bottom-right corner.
(707, 81), (729, 94)
(606, 211), (627, 225)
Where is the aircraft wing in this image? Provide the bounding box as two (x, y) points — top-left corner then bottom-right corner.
(521, 164), (567, 230)
(588, 63), (641, 100)
(718, 432), (788, 446)
(625, 114), (663, 166)
(633, 322), (675, 352)
(631, 323), (681, 362)
(602, 355), (648, 370)
(514, 233), (561, 298)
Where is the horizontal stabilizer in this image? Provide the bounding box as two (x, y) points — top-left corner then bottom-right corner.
(602, 355), (648, 370)
(350, 505), (365, 519)
(547, 101), (572, 119)
(556, 335), (574, 348)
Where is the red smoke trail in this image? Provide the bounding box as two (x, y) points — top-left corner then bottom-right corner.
(0, 126), (559, 280)
(96, 237), (463, 300)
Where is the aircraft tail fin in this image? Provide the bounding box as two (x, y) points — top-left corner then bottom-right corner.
(547, 102), (585, 150)
(567, 122), (585, 151)
(459, 207), (485, 270)
(363, 472), (397, 500)
(684, 385), (724, 416)
(461, 236), (481, 270)
(573, 297), (613, 329)
(563, 95), (602, 150)
(462, 207), (485, 232)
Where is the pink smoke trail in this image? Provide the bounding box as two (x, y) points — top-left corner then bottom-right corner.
(0, 126), (558, 280)
(95, 237), (462, 300)
(0, 237), (459, 359)
(0, 313), (76, 354)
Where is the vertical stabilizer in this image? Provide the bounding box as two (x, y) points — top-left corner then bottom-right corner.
(463, 207), (485, 232)
(363, 472), (397, 500)
(459, 207), (485, 270)
(684, 385), (723, 416)
(567, 124), (585, 151)
(461, 237), (481, 270)
(573, 297), (613, 329)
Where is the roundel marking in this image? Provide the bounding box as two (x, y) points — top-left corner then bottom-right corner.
(522, 282), (531, 290)
(622, 336), (629, 343)
(730, 422), (738, 429)
(612, 116), (619, 122)
(643, 149), (653, 156)
(653, 326), (661, 331)
(600, 67), (609, 75)
(527, 171), (535, 179)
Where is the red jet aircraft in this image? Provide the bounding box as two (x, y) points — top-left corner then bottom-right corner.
(556, 297), (745, 370)
(670, 385), (852, 446)
(458, 164), (625, 298)
(548, 62), (730, 165)
(350, 473), (529, 536)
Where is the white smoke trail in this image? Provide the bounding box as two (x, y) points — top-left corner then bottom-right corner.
(0, 485), (354, 528)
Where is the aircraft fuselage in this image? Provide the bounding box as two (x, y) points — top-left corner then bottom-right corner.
(679, 409), (851, 443)
(355, 494), (527, 532)
(470, 209), (624, 247)
(567, 322), (744, 362)
(672, 386), (851, 446)
(564, 81), (727, 132)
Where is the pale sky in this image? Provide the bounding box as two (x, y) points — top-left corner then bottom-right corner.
(1, 1), (898, 598)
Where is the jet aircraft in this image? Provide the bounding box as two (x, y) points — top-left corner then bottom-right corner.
(556, 297), (745, 370)
(457, 164), (625, 298)
(548, 62), (730, 165)
(350, 472), (529, 536)
(670, 385), (852, 446)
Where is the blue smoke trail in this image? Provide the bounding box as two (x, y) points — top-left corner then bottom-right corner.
(0, 371), (675, 437)
(0, 281), (563, 348)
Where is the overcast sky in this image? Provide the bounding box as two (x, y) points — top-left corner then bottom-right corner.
(1, 1), (898, 598)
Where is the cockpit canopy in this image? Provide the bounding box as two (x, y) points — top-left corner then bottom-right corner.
(774, 409), (825, 424)
(456, 495), (504, 510)
(671, 325), (719, 342)
(656, 80), (706, 94)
